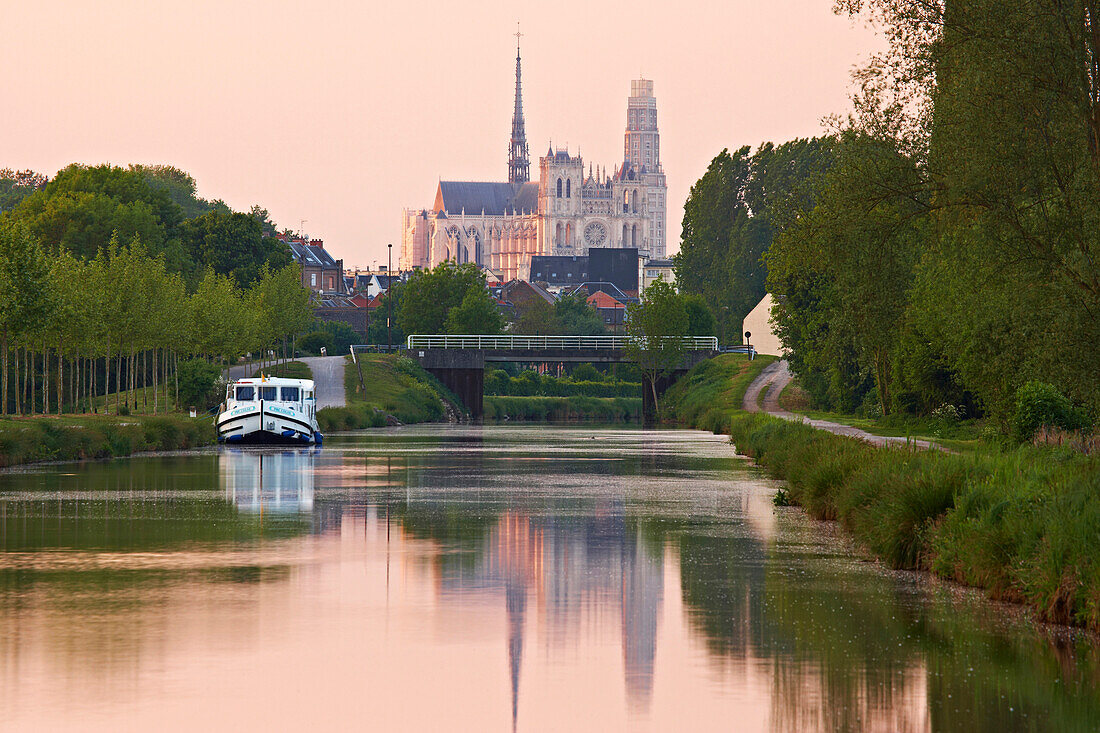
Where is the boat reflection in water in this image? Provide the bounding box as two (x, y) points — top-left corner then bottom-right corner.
(219, 448), (318, 513)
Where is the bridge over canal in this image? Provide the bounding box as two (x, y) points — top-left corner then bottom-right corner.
(400, 335), (721, 420)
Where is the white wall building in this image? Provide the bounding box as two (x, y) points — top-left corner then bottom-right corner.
(742, 293), (785, 356)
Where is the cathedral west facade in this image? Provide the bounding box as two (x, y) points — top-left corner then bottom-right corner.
(400, 43), (667, 282)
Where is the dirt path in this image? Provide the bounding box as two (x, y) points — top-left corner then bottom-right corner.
(743, 360), (941, 450)
(225, 356), (347, 409)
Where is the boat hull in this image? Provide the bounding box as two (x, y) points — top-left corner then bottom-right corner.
(216, 404), (320, 445)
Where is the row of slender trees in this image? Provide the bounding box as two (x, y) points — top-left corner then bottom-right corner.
(0, 223), (312, 416)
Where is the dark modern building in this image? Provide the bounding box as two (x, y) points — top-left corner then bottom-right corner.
(529, 248), (638, 294)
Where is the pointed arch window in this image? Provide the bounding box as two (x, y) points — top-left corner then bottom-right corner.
(631, 224), (637, 247)
(556, 178), (563, 198)
(565, 179), (571, 198)
(632, 190), (639, 213)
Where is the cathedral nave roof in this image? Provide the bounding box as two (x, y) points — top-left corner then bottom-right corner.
(434, 181), (539, 216)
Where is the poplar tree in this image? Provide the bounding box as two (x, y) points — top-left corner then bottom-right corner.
(0, 224), (49, 414)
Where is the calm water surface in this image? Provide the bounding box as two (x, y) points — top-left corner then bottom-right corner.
(1, 425), (1098, 732)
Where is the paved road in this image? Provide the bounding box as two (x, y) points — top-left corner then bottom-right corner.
(225, 355), (347, 409)
(743, 360), (941, 450)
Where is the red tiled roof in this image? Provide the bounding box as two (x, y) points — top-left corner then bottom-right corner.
(587, 291), (626, 309)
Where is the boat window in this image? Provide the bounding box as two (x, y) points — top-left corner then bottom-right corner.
(259, 386), (277, 401)
(235, 386), (255, 401)
(281, 387), (300, 401)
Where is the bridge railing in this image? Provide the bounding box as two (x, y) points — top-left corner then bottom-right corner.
(405, 334), (719, 351)
(719, 344), (757, 359)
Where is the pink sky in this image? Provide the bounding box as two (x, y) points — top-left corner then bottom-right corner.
(3, 0), (881, 268)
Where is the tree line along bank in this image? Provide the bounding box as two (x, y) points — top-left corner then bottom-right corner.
(673, 1), (1099, 442)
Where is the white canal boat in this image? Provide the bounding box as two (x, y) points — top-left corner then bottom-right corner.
(215, 376), (323, 445)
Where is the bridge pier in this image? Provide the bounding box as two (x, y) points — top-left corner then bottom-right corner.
(426, 367), (484, 419)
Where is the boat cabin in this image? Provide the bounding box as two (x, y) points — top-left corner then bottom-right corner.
(225, 377), (317, 420)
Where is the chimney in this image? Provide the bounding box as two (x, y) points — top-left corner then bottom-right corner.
(309, 239), (324, 248)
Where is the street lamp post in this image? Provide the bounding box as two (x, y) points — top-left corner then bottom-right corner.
(387, 243), (393, 352)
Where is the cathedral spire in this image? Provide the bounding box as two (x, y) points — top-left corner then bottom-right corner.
(508, 24), (530, 184)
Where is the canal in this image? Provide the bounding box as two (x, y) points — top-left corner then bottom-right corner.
(0, 425), (1097, 731)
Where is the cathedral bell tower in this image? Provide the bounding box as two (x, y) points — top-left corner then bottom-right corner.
(508, 27), (530, 184)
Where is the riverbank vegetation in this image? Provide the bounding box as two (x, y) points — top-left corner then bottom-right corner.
(660, 353), (776, 431)
(482, 364), (644, 422)
(317, 355), (454, 431)
(726, 412), (1100, 631)
(0, 414), (211, 469)
(777, 381), (985, 452)
(483, 395), (641, 422)
(663, 354), (1100, 631)
(484, 365), (641, 398)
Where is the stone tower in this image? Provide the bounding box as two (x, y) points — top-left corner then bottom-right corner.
(624, 79), (659, 168)
(539, 147), (584, 254)
(622, 79), (666, 258)
(508, 33), (530, 184)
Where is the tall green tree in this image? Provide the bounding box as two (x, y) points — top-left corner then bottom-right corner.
(675, 140), (834, 343)
(0, 169), (46, 213)
(397, 261), (498, 335)
(512, 298), (561, 335)
(625, 279), (689, 415)
(368, 283), (405, 346)
(445, 288), (506, 334)
(767, 132), (925, 415)
(683, 294), (717, 337)
(555, 293), (606, 335)
(129, 164), (228, 220)
(0, 223), (50, 414)
(180, 210), (291, 288)
(824, 0), (1100, 420)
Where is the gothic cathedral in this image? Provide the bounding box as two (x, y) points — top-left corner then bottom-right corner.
(400, 40), (667, 282)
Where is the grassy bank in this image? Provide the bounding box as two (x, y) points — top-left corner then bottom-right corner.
(663, 354), (1100, 631)
(0, 414), (213, 468)
(660, 353), (777, 430)
(484, 395), (642, 422)
(317, 355), (455, 431)
(727, 412), (1100, 630)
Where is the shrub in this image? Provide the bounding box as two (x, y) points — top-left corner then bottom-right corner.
(572, 363), (599, 381)
(483, 396), (642, 422)
(177, 358), (222, 410)
(297, 330), (334, 356)
(1013, 381), (1090, 443)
